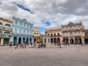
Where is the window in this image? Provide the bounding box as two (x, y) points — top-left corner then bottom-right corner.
(15, 28), (17, 33)
(20, 29), (21, 34)
(48, 34), (49, 36)
(27, 31), (29, 34)
(24, 30), (25, 34)
(20, 22), (22, 26)
(58, 33), (60, 36)
(51, 34), (53, 36)
(15, 21), (17, 25)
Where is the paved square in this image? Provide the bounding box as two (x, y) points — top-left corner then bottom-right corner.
(0, 45), (88, 66)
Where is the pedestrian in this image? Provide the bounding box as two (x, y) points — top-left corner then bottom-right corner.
(20, 43), (22, 48)
(9, 42), (12, 48)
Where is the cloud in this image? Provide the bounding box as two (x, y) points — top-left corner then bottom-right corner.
(0, 0), (88, 34)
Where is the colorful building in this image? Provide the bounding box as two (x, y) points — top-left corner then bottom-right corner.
(12, 16), (33, 44)
(0, 18), (12, 46)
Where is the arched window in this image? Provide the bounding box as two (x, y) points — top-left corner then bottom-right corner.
(0, 22), (2, 27)
(51, 34), (53, 36)
(5, 24), (11, 28)
(54, 33), (56, 36)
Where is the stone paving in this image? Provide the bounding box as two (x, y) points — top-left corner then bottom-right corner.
(0, 44), (88, 66)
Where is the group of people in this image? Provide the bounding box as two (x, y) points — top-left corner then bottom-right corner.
(9, 42), (47, 49)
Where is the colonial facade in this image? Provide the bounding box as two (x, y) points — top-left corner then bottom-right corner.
(43, 27), (62, 44)
(84, 30), (88, 44)
(0, 18), (12, 45)
(61, 22), (85, 44)
(12, 16), (33, 44)
(43, 22), (86, 45)
(33, 28), (42, 43)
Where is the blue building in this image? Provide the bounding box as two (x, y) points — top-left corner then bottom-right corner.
(12, 16), (33, 44)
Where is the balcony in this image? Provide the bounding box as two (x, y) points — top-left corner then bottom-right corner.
(3, 34), (12, 38)
(3, 27), (12, 32)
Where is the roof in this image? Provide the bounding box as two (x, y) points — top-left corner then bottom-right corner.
(46, 26), (61, 30)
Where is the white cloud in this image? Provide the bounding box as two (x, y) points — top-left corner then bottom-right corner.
(76, 8), (86, 13)
(0, 0), (88, 34)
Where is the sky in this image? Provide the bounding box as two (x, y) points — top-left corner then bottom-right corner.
(0, 0), (88, 34)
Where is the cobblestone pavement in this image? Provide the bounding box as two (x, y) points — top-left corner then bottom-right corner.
(0, 44), (88, 66)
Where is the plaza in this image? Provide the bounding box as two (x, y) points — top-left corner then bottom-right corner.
(0, 45), (88, 66)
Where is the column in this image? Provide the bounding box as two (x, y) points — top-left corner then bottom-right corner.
(43, 37), (44, 44)
(32, 38), (34, 43)
(73, 37), (75, 44)
(17, 37), (19, 44)
(21, 37), (23, 43)
(82, 37), (85, 45)
(25, 37), (27, 43)
(49, 38), (51, 44)
(1, 38), (3, 46)
(46, 38), (48, 44)
(12, 36), (14, 44)
(28, 38), (30, 44)
(60, 37), (63, 44)
(68, 38), (70, 44)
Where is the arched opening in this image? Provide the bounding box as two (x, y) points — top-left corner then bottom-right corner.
(30, 38), (32, 43)
(18, 37), (21, 44)
(75, 38), (78, 44)
(44, 38), (46, 43)
(51, 38), (53, 43)
(79, 38), (82, 44)
(4, 38), (9, 45)
(70, 39), (74, 44)
(66, 38), (68, 44)
(57, 38), (60, 43)
(26, 38), (28, 44)
(85, 39), (88, 44)
(13, 37), (17, 44)
(34, 38), (36, 43)
(54, 38), (56, 44)
(23, 38), (25, 43)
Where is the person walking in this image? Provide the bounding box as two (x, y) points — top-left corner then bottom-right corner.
(9, 42), (12, 48)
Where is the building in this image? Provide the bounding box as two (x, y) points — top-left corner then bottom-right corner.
(33, 28), (42, 43)
(43, 27), (62, 44)
(43, 22), (87, 45)
(12, 16), (33, 44)
(84, 30), (88, 44)
(0, 18), (12, 45)
(61, 22), (85, 44)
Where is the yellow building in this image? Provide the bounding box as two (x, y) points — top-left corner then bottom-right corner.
(0, 18), (12, 46)
(33, 28), (42, 43)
